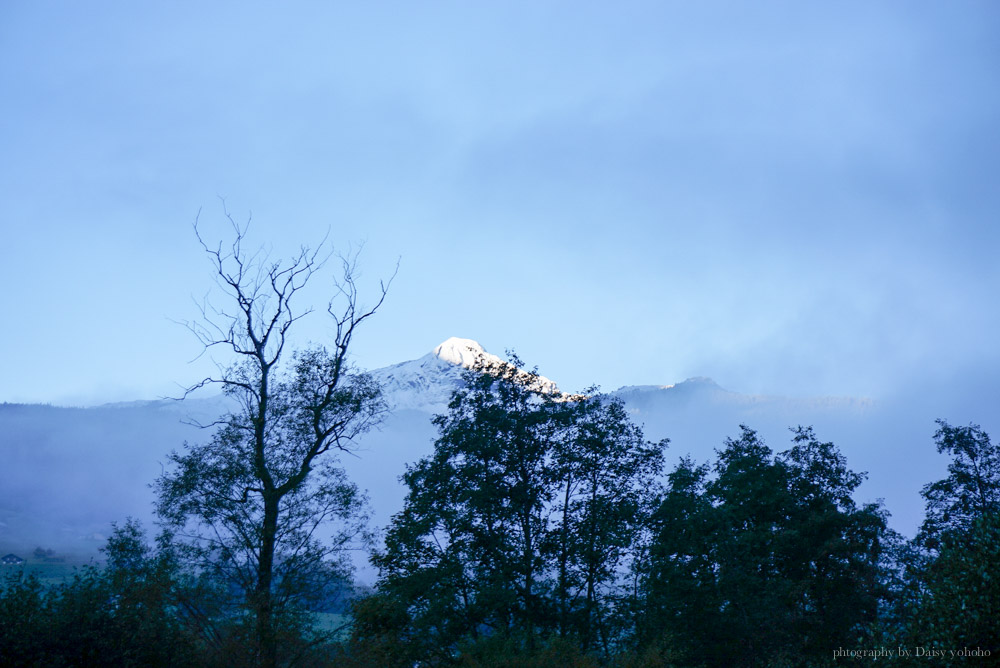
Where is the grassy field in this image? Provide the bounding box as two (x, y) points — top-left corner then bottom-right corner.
(1, 555), (96, 587)
(2, 554), (358, 645)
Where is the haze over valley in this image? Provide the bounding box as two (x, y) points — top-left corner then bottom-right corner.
(1, 336), (983, 582)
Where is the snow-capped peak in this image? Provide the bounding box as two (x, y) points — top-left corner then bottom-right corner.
(369, 338), (491, 412)
(371, 337), (573, 412)
(433, 337), (490, 368)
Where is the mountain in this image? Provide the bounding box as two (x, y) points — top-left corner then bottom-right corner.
(0, 337), (952, 582)
(611, 375), (877, 451)
(370, 336), (564, 411)
(368, 336), (485, 411)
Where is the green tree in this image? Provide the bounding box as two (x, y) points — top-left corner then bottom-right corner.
(642, 426), (888, 668)
(364, 355), (663, 664)
(905, 421), (1000, 660)
(778, 427), (886, 661)
(0, 570), (50, 666)
(707, 426), (795, 666)
(918, 420), (1000, 547)
(372, 354), (560, 661)
(0, 521), (198, 667)
(912, 513), (1000, 659)
(550, 394), (664, 654)
(156, 217), (391, 668)
(638, 456), (715, 664)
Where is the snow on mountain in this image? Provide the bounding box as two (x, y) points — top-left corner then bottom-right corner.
(370, 336), (564, 412)
(432, 337), (490, 367)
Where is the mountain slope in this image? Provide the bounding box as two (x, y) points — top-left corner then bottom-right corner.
(370, 336), (563, 411)
(0, 336), (949, 582)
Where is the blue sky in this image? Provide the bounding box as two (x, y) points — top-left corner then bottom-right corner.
(1, 1), (998, 413)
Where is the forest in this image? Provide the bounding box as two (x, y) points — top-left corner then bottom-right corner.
(1, 356), (996, 667)
(1, 233), (996, 667)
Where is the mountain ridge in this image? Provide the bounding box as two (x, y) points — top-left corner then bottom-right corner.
(3, 335), (936, 582)
(370, 336), (566, 411)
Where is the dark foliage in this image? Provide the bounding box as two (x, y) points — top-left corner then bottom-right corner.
(0, 520), (197, 667)
(4, 333), (997, 667)
(897, 421), (1000, 662)
(640, 426), (888, 667)
(361, 354), (665, 665)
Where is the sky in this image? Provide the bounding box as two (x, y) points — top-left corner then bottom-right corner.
(1, 1), (998, 412)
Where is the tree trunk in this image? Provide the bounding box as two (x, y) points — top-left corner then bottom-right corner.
(522, 515), (535, 650)
(557, 473), (572, 637)
(258, 491), (279, 668)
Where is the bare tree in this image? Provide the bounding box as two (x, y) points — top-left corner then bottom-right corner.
(156, 209), (392, 667)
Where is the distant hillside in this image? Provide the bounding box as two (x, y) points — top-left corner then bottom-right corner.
(0, 338), (960, 582)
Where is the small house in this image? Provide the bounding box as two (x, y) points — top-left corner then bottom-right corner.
(1, 553), (25, 565)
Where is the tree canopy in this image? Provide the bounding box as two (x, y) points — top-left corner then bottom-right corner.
(363, 354), (665, 664)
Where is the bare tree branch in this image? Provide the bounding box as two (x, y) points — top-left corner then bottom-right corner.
(156, 209), (391, 667)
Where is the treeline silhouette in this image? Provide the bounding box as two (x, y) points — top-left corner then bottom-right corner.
(1, 357), (997, 667)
